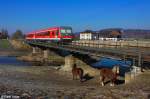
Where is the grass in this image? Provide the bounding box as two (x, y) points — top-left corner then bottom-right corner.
(0, 39), (11, 49)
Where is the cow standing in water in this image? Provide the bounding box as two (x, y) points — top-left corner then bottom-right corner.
(100, 65), (120, 86)
(72, 64), (84, 82)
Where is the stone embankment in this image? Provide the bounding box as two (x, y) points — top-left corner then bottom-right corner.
(17, 53), (43, 62)
(0, 39), (30, 56)
(9, 39), (31, 50)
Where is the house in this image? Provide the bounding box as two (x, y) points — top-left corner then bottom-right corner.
(95, 29), (122, 41)
(80, 30), (97, 40)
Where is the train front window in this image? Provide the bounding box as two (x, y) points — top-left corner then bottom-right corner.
(60, 29), (72, 36)
(66, 29), (71, 33)
(60, 29), (66, 33)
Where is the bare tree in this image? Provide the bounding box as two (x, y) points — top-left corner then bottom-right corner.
(11, 30), (24, 39)
(0, 28), (9, 39)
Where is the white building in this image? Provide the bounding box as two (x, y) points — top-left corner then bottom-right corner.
(80, 32), (92, 40)
(80, 30), (97, 40)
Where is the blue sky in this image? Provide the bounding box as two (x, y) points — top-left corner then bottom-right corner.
(0, 0), (150, 34)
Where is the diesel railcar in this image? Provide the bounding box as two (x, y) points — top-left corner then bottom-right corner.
(26, 26), (73, 42)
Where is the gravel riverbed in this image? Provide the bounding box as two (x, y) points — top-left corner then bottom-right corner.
(0, 65), (150, 99)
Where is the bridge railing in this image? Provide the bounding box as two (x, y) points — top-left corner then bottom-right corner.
(72, 40), (150, 49)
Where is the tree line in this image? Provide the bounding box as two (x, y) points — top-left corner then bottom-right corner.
(0, 28), (24, 39)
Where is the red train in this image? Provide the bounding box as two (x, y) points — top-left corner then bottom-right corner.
(25, 26), (73, 42)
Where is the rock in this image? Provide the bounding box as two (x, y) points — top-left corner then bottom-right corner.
(21, 93), (31, 99)
(87, 87), (95, 90)
(37, 96), (46, 99)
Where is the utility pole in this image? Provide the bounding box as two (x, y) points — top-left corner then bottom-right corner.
(138, 51), (143, 72)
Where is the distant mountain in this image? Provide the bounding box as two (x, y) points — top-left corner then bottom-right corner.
(73, 32), (80, 35)
(98, 28), (123, 32)
(73, 32), (80, 39)
(122, 29), (150, 39)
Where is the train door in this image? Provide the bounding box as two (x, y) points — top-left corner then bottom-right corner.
(50, 31), (55, 39)
(55, 30), (59, 38)
(53, 30), (59, 38)
(57, 29), (60, 38)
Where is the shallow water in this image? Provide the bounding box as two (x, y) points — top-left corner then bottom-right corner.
(0, 56), (32, 66)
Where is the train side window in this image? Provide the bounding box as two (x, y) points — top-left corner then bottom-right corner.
(44, 32), (49, 36)
(56, 30), (59, 36)
(51, 32), (53, 36)
(50, 31), (54, 36)
(54, 31), (56, 36)
(47, 32), (50, 36)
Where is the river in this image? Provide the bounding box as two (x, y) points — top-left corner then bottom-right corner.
(0, 56), (32, 66)
(0, 56), (131, 76)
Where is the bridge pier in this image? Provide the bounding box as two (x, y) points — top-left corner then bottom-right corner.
(32, 47), (43, 54)
(125, 65), (141, 84)
(125, 56), (142, 84)
(43, 49), (49, 60)
(32, 47), (37, 54)
(61, 55), (75, 71)
(125, 72), (133, 84)
(32, 47), (42, 54)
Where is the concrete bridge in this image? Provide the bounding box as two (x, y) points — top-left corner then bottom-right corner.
(26, 40), (150, 84)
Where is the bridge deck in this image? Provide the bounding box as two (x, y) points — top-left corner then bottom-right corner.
(26, 41), (150, 62)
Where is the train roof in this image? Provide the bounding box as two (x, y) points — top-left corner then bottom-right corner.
(26, 26), (72, 34)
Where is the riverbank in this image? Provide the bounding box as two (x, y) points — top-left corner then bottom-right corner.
(0, 50), (30, 57)
(0, 65), (149, 99)
(0, 39), (31, 57)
